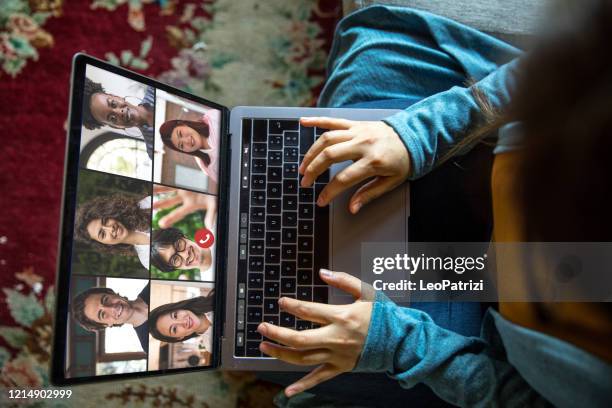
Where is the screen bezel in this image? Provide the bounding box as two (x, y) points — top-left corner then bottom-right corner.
(51, 53), (231, 385)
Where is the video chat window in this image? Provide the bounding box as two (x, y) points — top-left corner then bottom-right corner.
(66, 64), (221, 378)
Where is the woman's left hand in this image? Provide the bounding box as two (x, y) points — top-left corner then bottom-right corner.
(257, 270), (374, 397)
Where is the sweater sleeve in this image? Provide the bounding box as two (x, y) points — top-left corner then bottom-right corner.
(355, 292), (551, 407)
(384, 59), (519, 179)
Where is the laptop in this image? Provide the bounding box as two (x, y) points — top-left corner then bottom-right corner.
(51, 53), (410, 384)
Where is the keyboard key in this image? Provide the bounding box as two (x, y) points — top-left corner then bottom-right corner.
(267, 183), (282, 198)
(268, 151), (283, 165)
(248, 290), (263, 305)
(264, 315), (279, 326)
(265, 264), (280, 280)
(266, 215), (281, 230)
(265, 248), (280, 263)
(253, 120), (268, 142)
(283, 179), (298, 194)
(269, 135), (283, 150)
(251, 191), (265, 206)
(264, 299), (279, 314)
(281, 261), (296, 276)
(299, 187), (314, 202)
(265, 281), (280, 297)
(267, 199), (281, 214)
(251, 174), (266, 190)
(247, 307), (262, 321)
(282, 212), (297, 227)
(249, 273), (263, 288)
(298, 220), (313, 235)
(299, 125), (315, 154)
(282, 244), (297, 260)
(268, 167), (282, 182)
(296, 320), (312, 331)
(298, 236), (313, 251)
(283, 196), (297, 211)
(299, 204), (313, 219)
(298, 253), (312, 268)
(266, 231), (281, 247)
(319, 170), (330, 182)
(249, 240), (264, 255)
(251, 207), (265, 222)
(284, 147), (299, 162)
(269, 119), (298, 133)
(298, 269), (312, 285)
(247, 324), (262, 340)
(252, 159), (266, 173)
(284, 131), (299, 146)
(249, 223), (264, 238)
(315, 127), (328, 136)
(246, 341), (261, 357)
(282, 228), (297, 243)
(284, 163), (298, 178)
(313, 287), (328, 303)
(252, 143), (267, 158)
(249, 256), (264, 271)
(280, 312), (295, 327)
(297, 286), (312, 301)
(281, 277), (296, 294)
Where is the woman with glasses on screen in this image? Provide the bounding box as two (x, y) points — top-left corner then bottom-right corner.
(74, 194), (151, 269)
(150, 227), (214, 281)
(148, 291), (215, 344)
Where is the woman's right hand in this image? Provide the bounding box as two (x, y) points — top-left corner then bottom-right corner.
(299, 117), (412, 214)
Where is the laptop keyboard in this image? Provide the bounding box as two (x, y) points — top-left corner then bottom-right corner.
(236, 118), (330, 357)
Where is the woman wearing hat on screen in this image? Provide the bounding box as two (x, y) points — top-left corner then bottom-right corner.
(149, 291), (215, 344)
(159, 113), (219, 184)
(75, 194), (151, 269)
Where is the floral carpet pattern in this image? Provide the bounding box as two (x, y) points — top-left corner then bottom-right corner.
(0, 0), (341, 406)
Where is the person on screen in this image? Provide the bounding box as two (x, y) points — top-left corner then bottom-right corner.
(71, 283), (150, 352)
(148, 292), (214, 343)
(150, 228), (213, 280)
(159, 115), (219, 184)
(75, 194), (151, 269)
(82, 77), (155, 159)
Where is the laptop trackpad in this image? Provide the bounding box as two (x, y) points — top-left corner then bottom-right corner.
(328, 162), (410, 301)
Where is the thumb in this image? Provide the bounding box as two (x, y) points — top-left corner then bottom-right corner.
(318, 269), (362, 299)
(349, 176), (400, 214)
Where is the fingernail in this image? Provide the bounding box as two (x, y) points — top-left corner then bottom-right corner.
(259, 342), (269, 352)
(257, 323), (267, 335)
(352, 202), (362, 213)
(316, 196), (325, 206)
(277, 297), (285, 307)
(285, 386), (297, 397)
(320, 268), (333, 278)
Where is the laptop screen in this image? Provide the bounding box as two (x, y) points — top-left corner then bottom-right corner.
(62, 61), (222, 379)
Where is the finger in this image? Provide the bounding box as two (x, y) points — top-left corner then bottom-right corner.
(259, 342), (330, 366)
(316, 160), (374, 207)
(349, 176), (402, 214)
(257, 322), (331, 349)
(152, 195), (182, 210)
(284, 363), (340, 398)
(299, 130), (353, 176)
(299, 116), (355, 130)
(318, 269), (363, 299)
(158, 205), (193, 228)
(302, 141), (361, 187)
(153, 184), (175, 194)
(204, 206), (217, 228)
(278, 296), (337, 325)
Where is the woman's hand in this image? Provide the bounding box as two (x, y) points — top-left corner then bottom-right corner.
(153, 185), (218, 228)
(299, 117), (411, 214)
(257, 269), (375, 397)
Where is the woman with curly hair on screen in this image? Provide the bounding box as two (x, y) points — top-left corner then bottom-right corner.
(74, 194), (151, 268)
(159, 113), (219, 184)
(149, 291), (215, 344)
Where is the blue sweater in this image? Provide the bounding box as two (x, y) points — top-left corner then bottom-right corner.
(319, 5), (612, 407)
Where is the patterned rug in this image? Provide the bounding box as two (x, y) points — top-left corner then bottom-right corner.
(0, 1), (342, 406)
